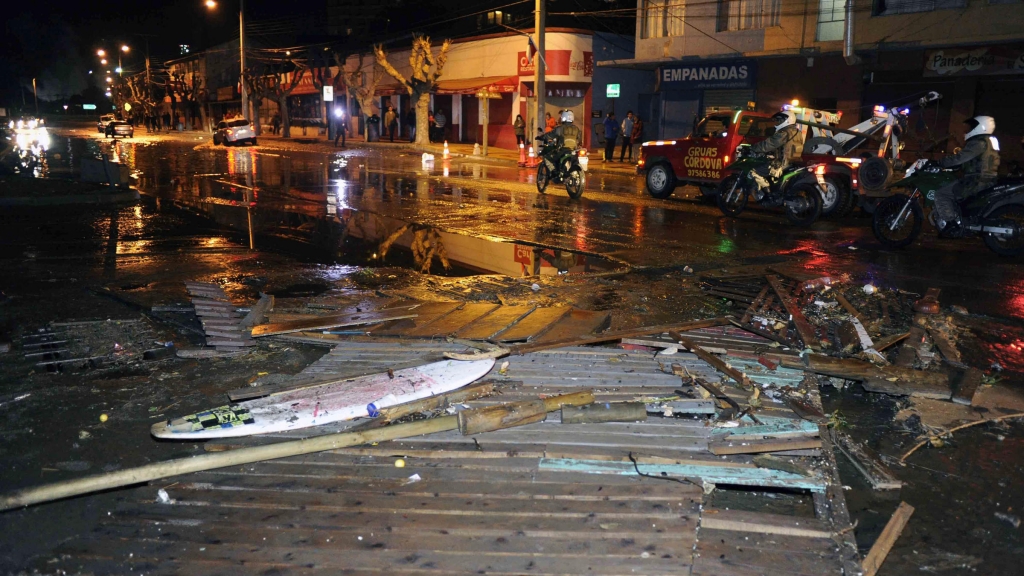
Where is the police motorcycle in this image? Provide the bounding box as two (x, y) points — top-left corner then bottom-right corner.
(535, 118), (587, 200)
(871, 159), (1024, 256)
(716, 143), (823, 227)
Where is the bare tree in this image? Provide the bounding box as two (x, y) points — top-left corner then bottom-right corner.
(249, 60), (308, 139)
(170, 72), (205, 130)
(374, 36), (452, 147)
(242, 67), (266, 136)
(336, 52), (384, 141)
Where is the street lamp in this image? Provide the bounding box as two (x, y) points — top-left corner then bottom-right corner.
(97, 49), (106, 57)
(101, 59), (107, 65)
(205, 0), (249, 121)
(121, 45), (130, 53)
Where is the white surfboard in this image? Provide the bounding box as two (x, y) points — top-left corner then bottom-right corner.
(151, 358), (495, 440)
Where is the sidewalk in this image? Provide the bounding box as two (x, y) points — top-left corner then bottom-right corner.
(254, 130), (641, 176)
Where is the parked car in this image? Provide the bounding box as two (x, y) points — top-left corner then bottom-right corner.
(213, 119), (256, 146)
(105, 121), (134, 139)
(97, 114), (116, 133)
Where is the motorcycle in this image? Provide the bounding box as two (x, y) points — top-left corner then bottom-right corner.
(716, 144), (823, 227)
(872, 159), (1024, 256)
(535, 132), (587, 200)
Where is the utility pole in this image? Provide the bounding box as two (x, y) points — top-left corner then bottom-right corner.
(240, 0), (249, 121)
(32, 78), (39, 116)
(534, 0), (545, 138)
(145, 37), (152, 102)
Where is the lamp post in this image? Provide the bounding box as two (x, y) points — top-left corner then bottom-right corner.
(205, 0), (248, 122)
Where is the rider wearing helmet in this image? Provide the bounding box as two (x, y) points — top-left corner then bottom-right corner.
(747, 110), (804, 191)
(932, 115), (1001, 237)
(552, 109), (582, 153)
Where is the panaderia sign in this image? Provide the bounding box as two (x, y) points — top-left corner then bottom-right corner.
(924, 45), (1024, 77)
(657, 59), (756, 91)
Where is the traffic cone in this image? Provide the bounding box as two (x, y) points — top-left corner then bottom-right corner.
(518, 143), (526, 167)
(527, 146), (537, 168)
(443, 141), (450, 160)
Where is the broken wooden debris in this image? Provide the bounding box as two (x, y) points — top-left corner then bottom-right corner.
(862, 502), (915, 576)
(950, 366), (983, 406)
(238, 293), (274, 330)
(348, 381), (501, 432)
(766, 274), (821, 350)
(709, 437), (823, 456)
(458, 391), (594, 435)
(780, 354), (952, 400)
(833, 432), (903, 490)
(561, 402), (647, 424)
(900, 412), (1024, 462)
(251, 309), (418, 337)
(670, 332), (751, 387)
(752, 454), (813, 477)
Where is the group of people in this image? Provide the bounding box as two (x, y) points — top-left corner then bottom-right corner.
(601, 111), (644, 163)
(143, 113), (177, 132)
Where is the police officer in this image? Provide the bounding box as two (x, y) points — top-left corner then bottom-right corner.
(552, 109), (582, 157)
(748, 110), (803, 192)
(932, 115), (1000, 237)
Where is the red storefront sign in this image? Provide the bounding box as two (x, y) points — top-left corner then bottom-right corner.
(518, 50), (572, 76)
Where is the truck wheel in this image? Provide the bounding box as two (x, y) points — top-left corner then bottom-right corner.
(982, 204), (1024, 257)
(819, 175), (850, 218)
(785, 183), (823, 227)
(872, 194), (923, 249)
(716, 175), (749, 217)
(645, 163), (676, 199)
(859, 157), (893, 193)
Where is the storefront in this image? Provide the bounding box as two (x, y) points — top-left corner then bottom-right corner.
(653, 58), (758, 139)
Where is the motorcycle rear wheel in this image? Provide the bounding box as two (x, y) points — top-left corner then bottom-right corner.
(536, 164), (551, 194)
(565, 167), (586, 200)
(872, 194), (923, 249)
(784, 183), (823, 227)
(716, 175), (749, 217)
(983, 204), (1024, 257)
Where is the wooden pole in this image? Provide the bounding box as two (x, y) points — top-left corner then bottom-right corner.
(561, 402), (646, 424)
(862, 502), (915, 576)
(0, 416), (459, 512)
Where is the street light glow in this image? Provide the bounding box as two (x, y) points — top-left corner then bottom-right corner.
(205, 0), (217, 8)
(106, 77), (113, 83)
(115, 67), (122, 74)
(97, 49), (106, 57)
(121, 45), (130, 52)
(101, 59), (107, 65)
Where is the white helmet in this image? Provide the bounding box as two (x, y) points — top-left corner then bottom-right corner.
(964, 115), (995, 140)
(771, 110), (795, 130)
(560, 109), (574, 123)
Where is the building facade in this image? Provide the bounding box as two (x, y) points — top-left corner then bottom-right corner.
(605, 0), (1024, 165)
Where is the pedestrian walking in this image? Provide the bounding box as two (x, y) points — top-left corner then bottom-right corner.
(406, 109), (416, 142)
(434, 109), (447, 142)
(513, 114), (526, 146)
(271, 112), (281, 135)
(334, 109), (347, 148)
(619, 111), (635, 162)
(631, 115), (645, 160)
(544, 112), (556, 133)
(602, 112), (618, 162)
(163, 112), (171, 131)
(384, 105), (398, 142)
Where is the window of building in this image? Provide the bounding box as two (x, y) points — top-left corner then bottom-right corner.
(816, 0), (845, 41)
(872, 0), (965, 15)
(642, 0), (685, 39)
(718, 0), (782, 31)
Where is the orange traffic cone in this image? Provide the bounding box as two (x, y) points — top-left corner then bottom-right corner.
(443, 141), (450, 160)
(518, 143), (527, 167)
(527, 146), (537, 168)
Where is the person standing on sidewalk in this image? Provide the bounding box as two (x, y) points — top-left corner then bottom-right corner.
(271, 112), (281, 135)
(513, 114), (526, 147)
(619, 111), (635, 163)
(544, 112), (556, 133)
(434, 109), (447, 142)
(602, 112), (618, 162)
(384, 105), (398, 142)
(334, 108), (348, 148)
(631, 115), (644, 161)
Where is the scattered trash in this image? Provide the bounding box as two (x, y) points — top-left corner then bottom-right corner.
(995, 512), (1020, 528)
(78, 430), (91, 440)
(156, 489), (173, 504)
(683, 266), (693, 274)
(99, 414), (108, 423)
(950, 305), (969, 315)
(405, 474), (422, 484)
(863, 284), (877, 295)
(531, 283), (541, 292)
(394, 458), (406, 468)
(498, 361), (509, 375)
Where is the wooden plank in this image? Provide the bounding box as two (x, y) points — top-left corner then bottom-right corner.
(834, 292), (866, 322)
(700, 509), (832, 538)
(766, 275), (820, 350)
(366, 302), (463, 336)
(692, 530), (842, 576)
(400, 303), (500, 337)
(495, 307), (573, 342)
(454, 305), (536, 340)
(951, 366), (983, 405)
(926, 325), (960, 362)
(708, 437), (823, 455)
(670, 333), (750, 387)
(833, 432), (903, 490)
(862, 502), (915, 576)
(239, 293), (274, 330)
(205, 338), (256, 347)
(896, 320), (928, 367)
(251, 309), (419, 337)
(533, 309), (611, 344)
(873, 331), (910, 351)
(741, 285), (771, 325)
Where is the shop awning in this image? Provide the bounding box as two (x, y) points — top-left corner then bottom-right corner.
(434, 76), (518, 95)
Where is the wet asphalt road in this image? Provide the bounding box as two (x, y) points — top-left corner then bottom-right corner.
(43, 123), (1024, 324)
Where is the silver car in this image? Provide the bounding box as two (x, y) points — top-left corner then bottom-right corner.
(213, 118), (256, 146)
(105, 121), (134, 139)
(97, 114), (116, 133)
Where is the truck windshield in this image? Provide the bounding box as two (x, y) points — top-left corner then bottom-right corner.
(694, 115), (731, 138)
(737, 116), (778, 137)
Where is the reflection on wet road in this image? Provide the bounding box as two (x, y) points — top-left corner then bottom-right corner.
(39, 130), (1024, 320)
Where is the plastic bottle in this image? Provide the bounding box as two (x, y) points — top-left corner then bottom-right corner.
(802, 276), (834, 292)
